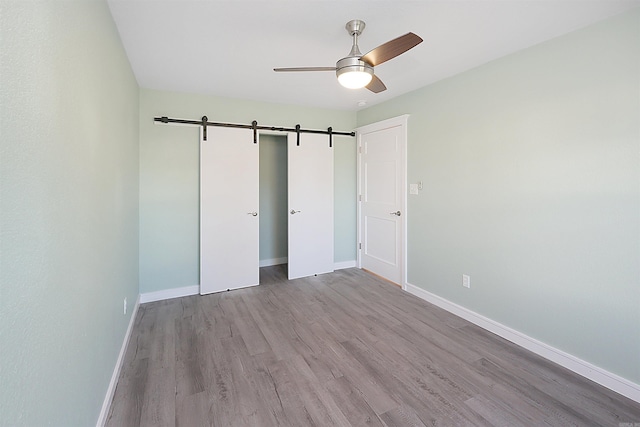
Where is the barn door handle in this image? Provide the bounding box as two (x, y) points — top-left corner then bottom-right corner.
(247, 212), (258, 216)
(390, 211), (401, 216)
(290, 209), (301, 215)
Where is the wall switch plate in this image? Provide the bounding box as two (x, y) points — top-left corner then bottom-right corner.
(462, 275), (471, 288)
(409, 184), (419, 195)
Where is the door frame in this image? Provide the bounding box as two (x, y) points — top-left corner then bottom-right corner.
(356, 115), (409, 290)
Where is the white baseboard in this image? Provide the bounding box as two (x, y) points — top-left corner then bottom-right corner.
(139, 285), (199, 304)
(259, 257), (288, 267)
(96, 294), (140, 427)
(404, 282), (640, 404)
(334, 260), (357, 270)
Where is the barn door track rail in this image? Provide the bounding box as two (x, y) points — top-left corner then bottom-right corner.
(154, 116), (355, 147)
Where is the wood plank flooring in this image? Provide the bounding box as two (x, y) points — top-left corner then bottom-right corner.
(106, 266), (640, 426)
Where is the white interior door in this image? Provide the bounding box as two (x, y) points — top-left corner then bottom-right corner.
(358, 116), (407, 285)
(200, 126), (259, 294)
(287, 132), (334, 280)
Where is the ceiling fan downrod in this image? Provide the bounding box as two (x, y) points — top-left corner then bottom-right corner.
(346, 19), (366, 57)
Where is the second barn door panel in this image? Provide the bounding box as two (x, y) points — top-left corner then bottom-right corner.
(287, 132), (334, 280)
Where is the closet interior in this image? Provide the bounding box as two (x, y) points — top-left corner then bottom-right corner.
(259, 134), (288, 269)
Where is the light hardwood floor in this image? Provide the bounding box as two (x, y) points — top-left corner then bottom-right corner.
(106, 266), (640, 426)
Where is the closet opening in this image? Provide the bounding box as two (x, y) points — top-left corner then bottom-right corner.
(259, 134), (288, 277)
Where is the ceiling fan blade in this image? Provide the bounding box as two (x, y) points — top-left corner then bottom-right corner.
(360, 32), (423, 67)
(366, 75), (387, 93)
(274, 67), (336, 72)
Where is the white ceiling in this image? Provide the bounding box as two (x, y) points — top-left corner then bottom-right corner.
(107, 0), (640, 111)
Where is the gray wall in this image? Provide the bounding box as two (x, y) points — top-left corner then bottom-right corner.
(357, 9), (639, 383)
(138, 88), (357, 294)
(0, 0), (140, 425)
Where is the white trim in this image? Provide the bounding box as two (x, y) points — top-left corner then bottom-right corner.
(139, 285), (199, 304)
(356, 134), (362, 270)
(334, 260), (357, 270)
(404, 282), (640, 403)
(259, 257), (288, 267)
(96, 295), (140, 427)
(355, 114), (411, 133)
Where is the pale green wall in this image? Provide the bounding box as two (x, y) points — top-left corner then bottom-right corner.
(0, 0), (140, 425)
(357, 10), (640, 383)
(259, 134), (288, 262)
(139, 89), (356, 294)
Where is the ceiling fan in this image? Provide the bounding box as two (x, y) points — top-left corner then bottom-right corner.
(274, 20), (423, 93)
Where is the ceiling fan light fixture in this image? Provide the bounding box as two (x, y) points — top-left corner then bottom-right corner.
(336, 57), (374, 89)
(337, 68), (373, 89)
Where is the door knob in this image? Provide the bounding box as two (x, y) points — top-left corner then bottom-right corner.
(290, 209), (301, 215)
(390, 211), (401, 216)
(247, 212), (258, 216)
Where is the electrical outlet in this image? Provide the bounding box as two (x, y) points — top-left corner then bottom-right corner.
(462, 275), (471, 288)
(124, 297), (127, 315)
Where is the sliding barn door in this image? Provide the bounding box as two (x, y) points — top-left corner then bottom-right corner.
(287, 132), (334, 280)
(200, 126), (259, 294)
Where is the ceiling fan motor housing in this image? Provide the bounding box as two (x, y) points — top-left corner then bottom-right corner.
(336, 57), (373, 75)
